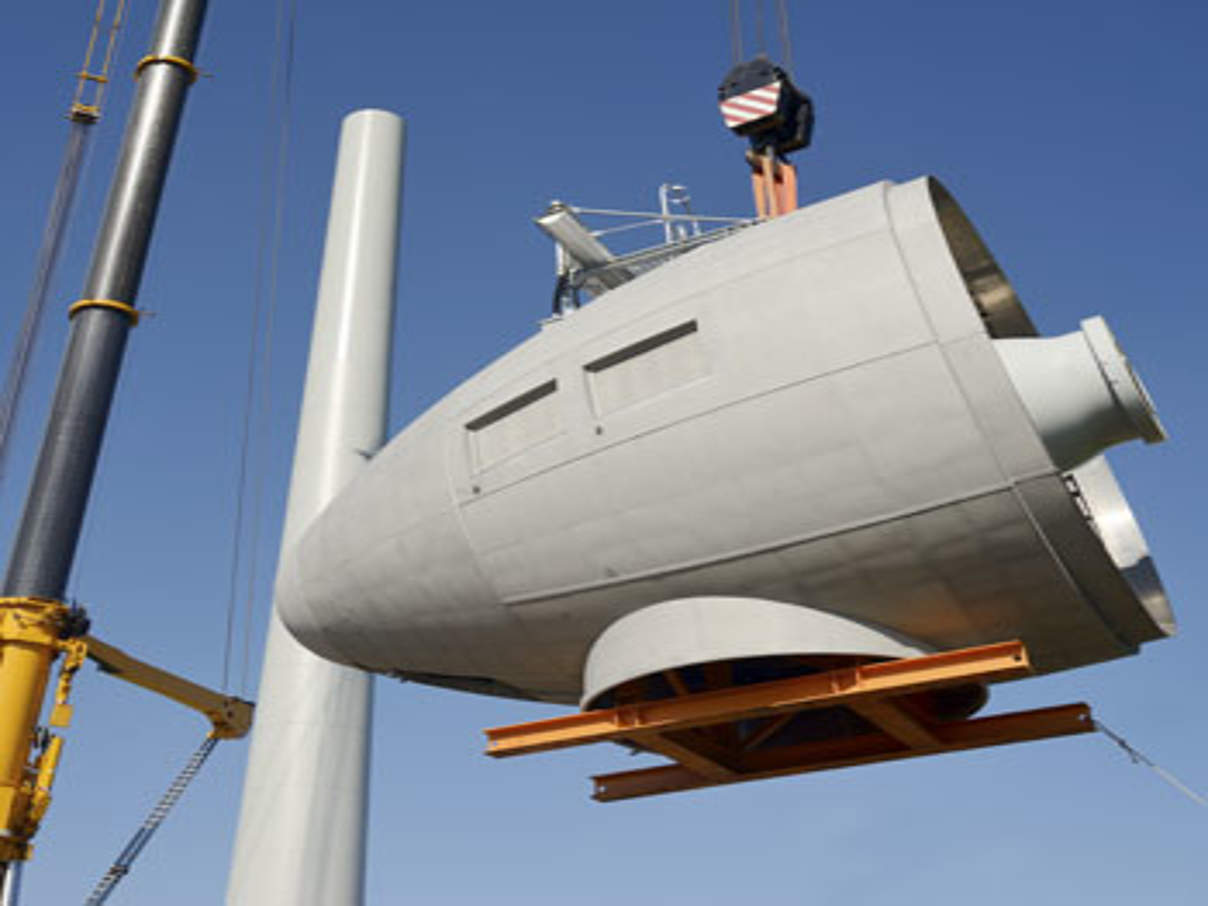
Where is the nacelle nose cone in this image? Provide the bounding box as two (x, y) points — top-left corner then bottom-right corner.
(994, 316), (1164, 470)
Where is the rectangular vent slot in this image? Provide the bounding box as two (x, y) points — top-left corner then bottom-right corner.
(466, 380), (559, 470)
(586, 321), (706, 417)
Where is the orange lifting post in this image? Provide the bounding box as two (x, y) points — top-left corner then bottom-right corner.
(483, 641), (1095, 802)
(748, 149), (798, 219)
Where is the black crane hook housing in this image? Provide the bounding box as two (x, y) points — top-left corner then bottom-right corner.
(718, 56), (814, 157)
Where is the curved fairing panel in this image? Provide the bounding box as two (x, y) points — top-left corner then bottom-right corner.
(278, 177), (1173, 705)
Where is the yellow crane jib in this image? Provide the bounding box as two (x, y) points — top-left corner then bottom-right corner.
(0, 596), (253, 863)
(82, 636), (254, 740)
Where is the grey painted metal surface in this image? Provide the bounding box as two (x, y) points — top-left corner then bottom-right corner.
(0, 862), (19, 906)
(581, 597), (927, 708)
(226, 110), (403, 906)
(3, 0), (207, 599)
(277, 177), (1173, 706)
(994, 317), (1162, 470)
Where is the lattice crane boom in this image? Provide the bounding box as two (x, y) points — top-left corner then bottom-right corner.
(69, 0), (129, 124)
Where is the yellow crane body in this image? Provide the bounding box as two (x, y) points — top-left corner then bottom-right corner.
(0, 598), (70, 862)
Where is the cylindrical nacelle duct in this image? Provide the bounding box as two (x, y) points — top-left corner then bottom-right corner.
(994, 316), (1164, 470)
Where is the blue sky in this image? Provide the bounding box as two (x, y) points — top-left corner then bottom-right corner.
(0, 1), (1204, 903)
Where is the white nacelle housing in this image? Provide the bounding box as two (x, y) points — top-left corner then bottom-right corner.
(277, 177), (1174, 705)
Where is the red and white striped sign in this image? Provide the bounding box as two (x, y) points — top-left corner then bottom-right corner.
(719, 81), (782, 129)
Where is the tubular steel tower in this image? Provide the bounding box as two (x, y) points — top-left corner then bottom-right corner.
(226, 109), (404, 906)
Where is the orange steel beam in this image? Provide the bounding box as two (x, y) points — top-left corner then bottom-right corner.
(641, 732), (737, 780)
(663, 669), (690, 697)
(484, 641), (1030, 758)
(777, 161), (799, 214)
(846, 698), (941, 749)
(739, 713), (795, 752)
(591, 703), (1094, 802)
(747, 152), (798, 219)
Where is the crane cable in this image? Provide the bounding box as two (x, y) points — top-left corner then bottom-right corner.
(241, 0), (299, 696)
(0, 0), (128, 496)
(1095, 720), (1207, 808)
(754, 0), (766, 57)
(220, 0), (299, 695)
(776, 0), (795, 78)
(726, 1), (794, 74)
(729, 0), (742, 65)
(81, 736), (218, 906)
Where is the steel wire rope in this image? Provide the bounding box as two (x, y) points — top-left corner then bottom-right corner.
(1095, 720), (1207, 808)
(776, 0), (794, 77)
(729, 0), (743, 64)
(754, 0), (767, 56)
(0, 125), (91, 498)
(219, 0), (298, 695)
(240, 0), (299, 696)
(220, 0), (289, 691)
(0, 0), (130, 499)
(219, 4), (286, 694)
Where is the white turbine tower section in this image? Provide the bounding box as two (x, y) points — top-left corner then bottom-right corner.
(227, 109), (404, 906)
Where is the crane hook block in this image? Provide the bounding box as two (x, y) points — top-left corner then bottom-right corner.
(718, 57), (814, 156)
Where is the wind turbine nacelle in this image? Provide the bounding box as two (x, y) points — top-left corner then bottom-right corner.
(277, 177), (1173, 705)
